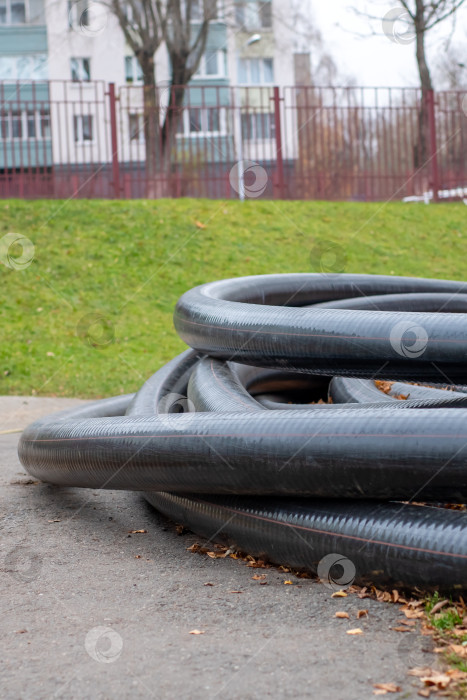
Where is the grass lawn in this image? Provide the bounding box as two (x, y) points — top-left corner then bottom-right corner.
(0, 198), (466, 398)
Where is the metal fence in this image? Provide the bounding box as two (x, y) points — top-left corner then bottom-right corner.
(0, 81), (466, 201)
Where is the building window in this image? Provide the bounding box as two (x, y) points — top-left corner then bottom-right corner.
(194, 49), (225, 79)
(27, 110), (36, 138)
(0, 0), (27, 25)
(0, 54), (48, 80)
(71, 57), (91, 82)
(238, 57), (274, 84)
(235, 0), (271, 29)
(0, 111), (9, 139)
(11, 110), (22, 138)
(190, 0), (218, 21)
(0, 109), (51, 140)
(40, 110), (50, 139)
(190, 0), (202, 20)
(125, 56), (143, 84)
(177, 107), (225, 136)
(189, 108), (202, 133)
(68, 0), (92, 29)
(241, 112), (275, 140)
(73, 114), (93, 142)
(129, 113), (144, 141)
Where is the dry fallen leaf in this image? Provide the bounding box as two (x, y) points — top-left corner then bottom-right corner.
(392, 626), (411, 632)
(195, 220), (206, 229)
(375, 380), (394, 395)
(357, 609), (369, 619)
(410, 668), (452, 690)
(373, 682), (401, 694)
(252, 574), (266, 581)
(402, 608), (425, 619)
(355, 586), (371, 599)
(247, 559), (268, 568)
(446, 669), (467, 680)
(429, 599), (449, 615)
(204, 582), (214, 587)
(229, 590), (243, 594)
(409, 668), (435, 678)
(189, 630), (205, 635)
(128, 529), (147, 534)
(420, 672), (451, 689)
(417, 690), (431, 698)
(376, 591), (394, 603)
(134, 555), (142, 559)
(331, 591), (347, 598)
(284, 580), (293, 585)
(449, 644), (467, 658)
(335, 612), (350, 619)
(346, 628), (363, 635)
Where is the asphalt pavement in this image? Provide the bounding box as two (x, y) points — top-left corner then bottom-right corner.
(0, 397), (438, 700)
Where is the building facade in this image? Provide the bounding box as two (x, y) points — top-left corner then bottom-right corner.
(0, 0), (304, 196)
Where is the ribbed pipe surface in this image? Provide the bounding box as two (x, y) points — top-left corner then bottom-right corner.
(18, 274), (467, 587)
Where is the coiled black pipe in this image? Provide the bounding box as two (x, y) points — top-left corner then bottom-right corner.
(18, 274), (467, 588)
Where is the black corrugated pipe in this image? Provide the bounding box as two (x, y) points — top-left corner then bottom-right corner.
(18, 274), (467, 588)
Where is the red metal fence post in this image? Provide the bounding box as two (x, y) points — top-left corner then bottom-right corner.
(271, 86), (285, 199)
(426, 89), (440, 202)
(107, 82), (120, 199)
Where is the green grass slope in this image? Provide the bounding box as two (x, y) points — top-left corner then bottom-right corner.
(0, 198), (465, 397)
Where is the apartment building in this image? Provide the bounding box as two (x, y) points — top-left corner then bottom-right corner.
(0, 0), (304, 196)
(0, 0), (51, 191)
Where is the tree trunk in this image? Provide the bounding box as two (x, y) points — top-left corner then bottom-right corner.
(140, 53), (170, 198)
(159, 57), (190, 196)
(413, 4), (432, 172)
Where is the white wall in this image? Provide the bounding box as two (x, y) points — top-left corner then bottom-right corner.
(45, 0), (171, 165)
(45, 0), (170, 85)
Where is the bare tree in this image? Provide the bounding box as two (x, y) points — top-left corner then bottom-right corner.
(273, 0), (353, 86)
(109, 0), (218, 195)
(353, 0), (466, 168)
(396, 1), (465, 91)
(434, 42), (467, 88)
(353, 1), (465, 90)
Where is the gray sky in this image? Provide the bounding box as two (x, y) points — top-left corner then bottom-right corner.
(310, 0), (467, 87)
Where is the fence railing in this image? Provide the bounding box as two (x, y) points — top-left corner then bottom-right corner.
(0, 81), (466, 201)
